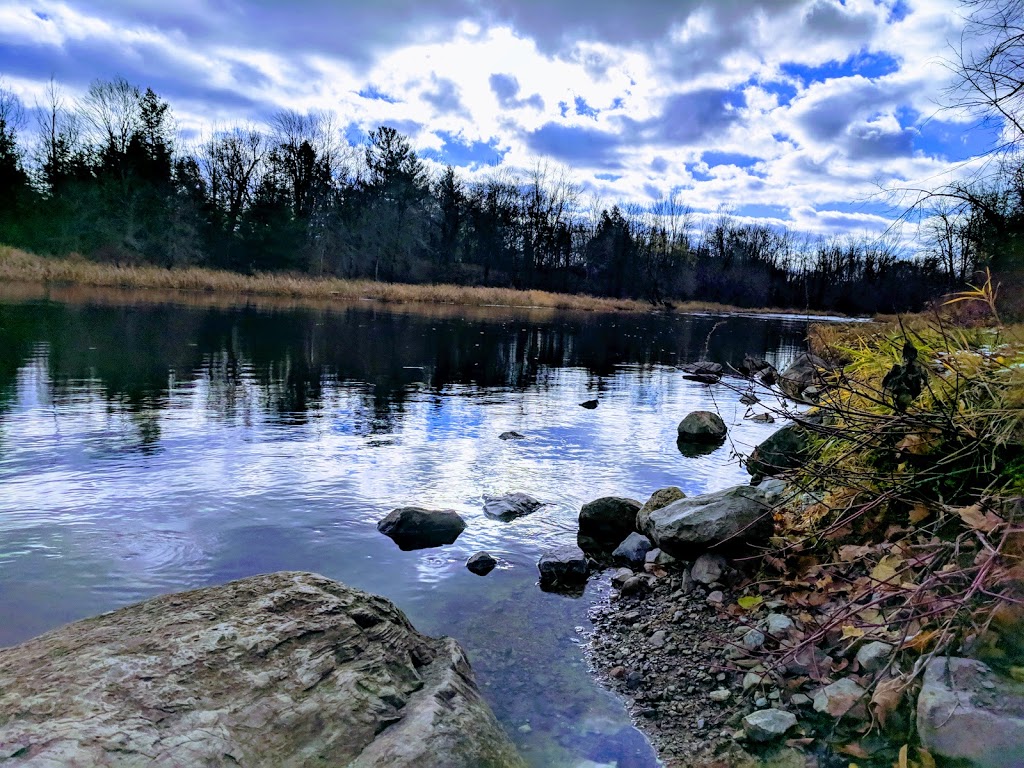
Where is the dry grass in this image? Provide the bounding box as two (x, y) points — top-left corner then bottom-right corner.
(0, 245), (840, 317)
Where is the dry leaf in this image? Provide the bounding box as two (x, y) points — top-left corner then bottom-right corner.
(956, 503), (1004, 533)
(899, 743), (909, 768)
(841, 625), (866, 639)
(839, 544), (873, 562)
(871, 677), (905, 727)
(909, 504), (932, 524)
(871, 555), (903, 584)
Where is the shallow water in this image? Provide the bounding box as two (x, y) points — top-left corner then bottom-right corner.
(0, 288), (811, 767)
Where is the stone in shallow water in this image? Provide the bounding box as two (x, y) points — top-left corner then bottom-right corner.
(483, 492), (543, 521)
(537, 545), (588, 590)
(377, 506), (467, 550)
(0, 571), (526, 768)
(467, 551), (498, 576)
(677, 410), (727, 443)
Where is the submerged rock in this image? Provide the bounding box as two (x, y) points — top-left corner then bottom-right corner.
(498, 431), (526, 441)
(467, 551), (498, 576)
(377, 506), (467, 550)
(483, 492), (543, 521)
(639, 484), (775, 556)
(677, 411), (727, 443)
(578, 496), (642, 553)
(0, 572), (526, 768)
(580, 399), (599, 409)
(537, 545), (588, 591)
(917, 657), (1024, 768)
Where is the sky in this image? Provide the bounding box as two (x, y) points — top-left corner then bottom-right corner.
(0, 0), (1000, 239)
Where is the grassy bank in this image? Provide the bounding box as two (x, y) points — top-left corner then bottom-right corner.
(0, 246), (838, 317)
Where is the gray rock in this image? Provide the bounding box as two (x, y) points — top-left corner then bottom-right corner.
(748, 413), (775, 423)
(610, 567), (634, 587)
(740, 392), (760, 405)
(378, 507), (467, 550)
(742, 709), (797, 743)
(691, 553), (728, 585)
(742, 628), (766, 651)
(644, 548), (677, 567)
(466, 551), (497, 576)
(778, 351), (830, 402)
(677, 411), (727, 443)
(636, 487), (686, 531)
(747, 424), (810, 478)
(854, 640), (893, 673)
(789, 693), (812, 708)
(918, 657), (1024, 768)
(612, 532), (653, 566)
(709, 689), (732, 702)
(682, 361), (724, 376)
(621, 575), (653, 596)
(707, 590), (724, 604)
(649, 630), (667, 648)
(639, 483), (775, 556)
(498, 431), (526, 440)
(483, 492), (543, 521)
(578, 496), (642, 552)
(764, 613), (794, 635)
(537, 546), (588, 590)
(813, 677), (866, 718)
(0, 572), (526, 768)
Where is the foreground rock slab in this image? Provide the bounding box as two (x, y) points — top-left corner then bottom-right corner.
(377, 506), (467, 550)
(537, 545), (588, 591)
(0, 572), (525, 768)
(917, 657), (1024, 768)
(578, 496), (642, 553)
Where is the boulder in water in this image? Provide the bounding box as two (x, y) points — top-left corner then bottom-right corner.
(377, 507), (467, 550)
(677, 411), (727, 443)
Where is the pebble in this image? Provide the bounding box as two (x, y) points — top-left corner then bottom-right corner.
(709, 689), (731, 702)
(742, 628), (765, 651)
(764, 612), (794, 635)
(742, 709), (797, 743)
(707, 590), (724, 605)
(649, 630), (667, 648)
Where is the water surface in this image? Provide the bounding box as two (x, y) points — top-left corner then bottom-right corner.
(0, 286), (812, 767)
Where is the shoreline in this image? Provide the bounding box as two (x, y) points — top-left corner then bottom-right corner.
(0, 246), (847, 319)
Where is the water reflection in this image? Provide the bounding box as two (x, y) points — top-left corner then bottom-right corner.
(0, 289), (811, 767)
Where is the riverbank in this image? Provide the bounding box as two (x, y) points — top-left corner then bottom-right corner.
(0, 246), (839, 317)
(583, 310), (1024, 767)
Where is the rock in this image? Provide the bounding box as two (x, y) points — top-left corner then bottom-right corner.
(742, 709), (797, 743)
(644, 548), (677, 567)
(765, 613), (794, 635)
(742, 628), (766, 651)
(748, 413), (775, 424)
(778, 352), (830, 402)
(677, 411), (727, 443)
(740, 391), (760, 405)
(636, 487), (686, 531)
(498, 431), (525, 440)
(466, 551), (498, 576)
(649, 630), (667, 648)
(789, 693), (812, 708)
(918, 657), (1024, 768)
(537, 546), (588, 590)
(0, 572), (526, 768)
(580, 399), (599, 409)
(676, 569), (696, 594)
(377, 507), (467, 550)
(691, 553), (728, 585)
(710, 689), (732, 703)
(747, 424), (809, 478)
(578, 496), (643, 552)
(682, 361), (724, 376)
(707, 590), (724, 605)
(610, 567), (634, 587)
(683, 373), (721, 384)
(621, 575), (653, 596)
(612, 532), (653, 566)
(743, 671), (765, 690)
(483, 492), (543, 521)
(640, 484), (775, 556)
(854, 640), (893, 673)
(813, 677), (866, 718)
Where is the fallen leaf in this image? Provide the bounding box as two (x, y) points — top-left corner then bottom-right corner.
(871, 677), (905, 727)
(841, 625), (866, 639)
(838, 742), (871, 758)
(871, 555), (903, 584)
(899, 743), (909, 768)
(917, 748), (937, 768)
(839, 545), (873, 562)
(909, 504), (932, 524)
(903, 630), (937, 652)
(737, 596), (763, 610)
(956, 503), (1005, 533)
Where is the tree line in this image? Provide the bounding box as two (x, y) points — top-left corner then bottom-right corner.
(0, 75), (1013, 315)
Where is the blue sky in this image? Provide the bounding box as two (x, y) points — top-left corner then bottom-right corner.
(0, 0), (995, 238)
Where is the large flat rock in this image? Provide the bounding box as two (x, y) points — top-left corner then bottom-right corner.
(638, 483), (775, 556)
(917, 657), (1024, 768)
(0, 571), (525, 768)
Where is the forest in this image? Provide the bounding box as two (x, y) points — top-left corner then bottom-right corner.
(0, 69), (1021, 316)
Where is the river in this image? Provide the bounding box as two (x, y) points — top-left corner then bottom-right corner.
(0, 284), (814, 767)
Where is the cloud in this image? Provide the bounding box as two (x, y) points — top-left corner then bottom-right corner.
(488, 73), (544, 110)
(421, 75), (469, 118)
